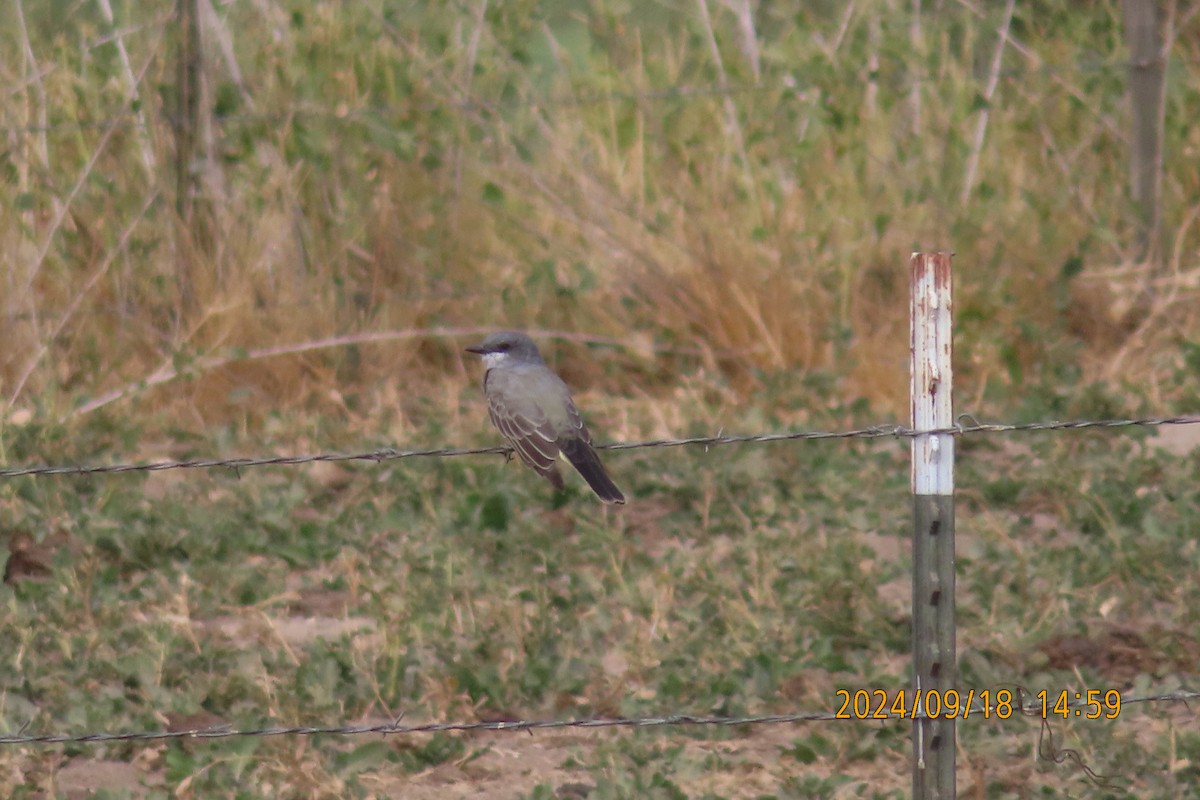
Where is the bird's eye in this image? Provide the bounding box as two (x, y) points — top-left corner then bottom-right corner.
(497, 343), (511, 352)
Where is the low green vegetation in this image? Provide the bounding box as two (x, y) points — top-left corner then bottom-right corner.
(1, 400), (1197, 797)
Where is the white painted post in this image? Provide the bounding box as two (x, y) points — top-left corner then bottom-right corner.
(910, 252), (955, 799)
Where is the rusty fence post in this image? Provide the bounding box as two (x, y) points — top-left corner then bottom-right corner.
(910, 251), (956, 800)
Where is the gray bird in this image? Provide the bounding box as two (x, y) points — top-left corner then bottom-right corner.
(466, 332), (626, 504)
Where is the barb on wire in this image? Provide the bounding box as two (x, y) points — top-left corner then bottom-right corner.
(2, 690), (1195, 747)
(0, 416), (1196, 479)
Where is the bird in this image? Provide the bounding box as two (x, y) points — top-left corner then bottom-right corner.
(466, 331), (626, 504)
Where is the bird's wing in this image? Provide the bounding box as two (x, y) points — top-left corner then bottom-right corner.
(556, 387), (624, 503)
(484, 369), (561, 475)
(561, 393), (592, 445)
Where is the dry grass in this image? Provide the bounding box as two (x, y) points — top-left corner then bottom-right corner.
(1, 1), (1198, 431)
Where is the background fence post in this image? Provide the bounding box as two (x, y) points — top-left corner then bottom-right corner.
(174, 0), (208, 318)
(910, 251), (955, 799)
(1121, 0), (1166, 266)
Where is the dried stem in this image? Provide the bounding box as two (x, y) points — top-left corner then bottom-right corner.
(960, 0), (1017, 204)
(95, 0), (158, 179)
(7, 191), (160, 409)
(694, 0), (759, 219)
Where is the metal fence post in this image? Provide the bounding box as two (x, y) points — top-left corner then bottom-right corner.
(911, 251), (955, 799)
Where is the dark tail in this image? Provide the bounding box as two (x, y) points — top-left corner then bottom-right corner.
(560, 437), (626, 504)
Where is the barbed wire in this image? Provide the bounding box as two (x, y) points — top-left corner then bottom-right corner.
(2, 690), (1194, 746)
(0, 415), (1196, 480)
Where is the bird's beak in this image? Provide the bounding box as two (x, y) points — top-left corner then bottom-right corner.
(465, 343), (487, 355)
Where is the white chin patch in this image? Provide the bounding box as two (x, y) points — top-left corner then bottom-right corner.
(481, 352), (509, 370)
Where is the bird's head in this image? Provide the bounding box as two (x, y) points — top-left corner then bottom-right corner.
(465, 331), (545, 369)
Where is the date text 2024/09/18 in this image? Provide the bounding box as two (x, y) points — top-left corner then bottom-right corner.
(833, 688), (1123, 720)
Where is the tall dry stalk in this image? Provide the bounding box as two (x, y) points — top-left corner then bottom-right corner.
(960, 0), (1016, 204)
(95, 0), (157, 180)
